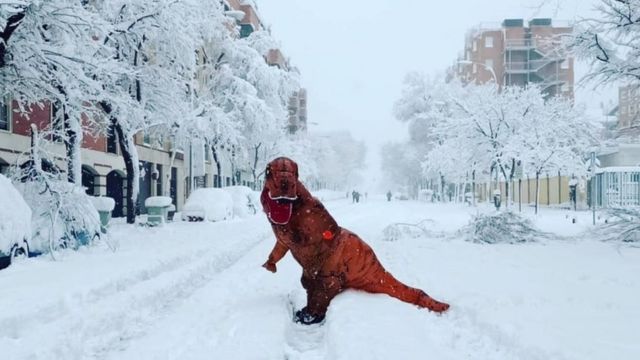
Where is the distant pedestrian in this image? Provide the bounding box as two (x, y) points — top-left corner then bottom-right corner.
(386, 191), (392, 202)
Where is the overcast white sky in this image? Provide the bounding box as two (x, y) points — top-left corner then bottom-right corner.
(258, 0), (615, 188)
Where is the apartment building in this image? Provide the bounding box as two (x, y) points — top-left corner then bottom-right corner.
(225, 0), (308, 135)
(618, 84), (640, 130)
(457, 18), (574, 99)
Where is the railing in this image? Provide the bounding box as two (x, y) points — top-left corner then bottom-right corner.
(504, 39), (535, 49)
(504, 58), (566, 72)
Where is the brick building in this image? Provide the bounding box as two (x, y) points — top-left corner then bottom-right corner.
(457, 18), (574, 99)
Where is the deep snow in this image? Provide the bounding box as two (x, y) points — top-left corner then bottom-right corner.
(0, 195), (638, 360)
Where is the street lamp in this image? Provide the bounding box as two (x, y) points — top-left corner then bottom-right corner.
(457, 60), (498, 84)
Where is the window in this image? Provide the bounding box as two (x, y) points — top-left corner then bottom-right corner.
(0, 97), (9, 131)
(472, 41), (477, 52)
(485, 36), (494, 48)
(472, 63), (477, 74)
(485, 59), (494, 70)
(143, 131), (151, 146)
(466, 51), (470, 60)
(240, 24), (254, 38)
(561, 59), (570, 70)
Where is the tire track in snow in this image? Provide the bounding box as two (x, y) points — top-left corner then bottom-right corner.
(2, 230), (272, 360)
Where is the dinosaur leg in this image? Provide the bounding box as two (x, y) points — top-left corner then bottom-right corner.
(298, 274), (343, 323)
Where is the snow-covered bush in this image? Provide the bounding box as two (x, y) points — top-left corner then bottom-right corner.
(595, 208), (640, 243)
(382, 219), (442, 242)
(0, 174), (31, 259)
(182, 188), (233, 222)
(221, 186), (258, 218)
(458, 211), (550, 244)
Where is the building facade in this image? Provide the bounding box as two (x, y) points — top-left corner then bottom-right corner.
(618, 84), (640, 130)
(1, 0), (302, 217)
(457, 18), (574, 99)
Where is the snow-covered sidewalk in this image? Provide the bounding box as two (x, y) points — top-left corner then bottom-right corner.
(1, 197), (639, 360)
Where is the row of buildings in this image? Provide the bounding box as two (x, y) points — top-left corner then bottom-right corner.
(448, 18), (640, 208)
(0, 0), (307, 217)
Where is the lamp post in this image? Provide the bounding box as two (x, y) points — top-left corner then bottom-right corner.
(457, 60), (498, 84)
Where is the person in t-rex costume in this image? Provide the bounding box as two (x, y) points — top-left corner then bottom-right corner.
(260, 157), (450, 325)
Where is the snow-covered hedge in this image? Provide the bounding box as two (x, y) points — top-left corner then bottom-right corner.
(0, 175), (32, 256)
(458, 211), (550, 244)
(182, 188), (233, 222)
(595, 208), (640, 243)
(221, 186), (258, 218)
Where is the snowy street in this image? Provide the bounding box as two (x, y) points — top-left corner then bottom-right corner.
(1, 196), (639, 360)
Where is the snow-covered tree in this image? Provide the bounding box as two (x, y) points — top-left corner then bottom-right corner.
(0, 0), (124, 184)
(515, 97), (598, 213)
(393, 72), (597, 208)
(573, 0), (640, 85)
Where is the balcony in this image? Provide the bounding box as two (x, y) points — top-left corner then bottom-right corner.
(504, 39), (535, 50)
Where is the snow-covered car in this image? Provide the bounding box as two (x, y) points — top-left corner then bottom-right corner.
(16, 180), (102, 252)
(0, 174), (32, 269)
(222, 186), (259, 218)
(181, 188), (233, 222)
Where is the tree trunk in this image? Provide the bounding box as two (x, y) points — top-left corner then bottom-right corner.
(0, 11), (26, 68)
(61, 104), (81, 184)
(100, 102), (138, 224)
(251, 143), (262, 190)
(115, 123), (137, 224)
(535, 172), (540, 215)
(212, 145), (221, 187)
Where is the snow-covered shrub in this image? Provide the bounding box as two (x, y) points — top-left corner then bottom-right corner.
(595, 208), (640, 243)
(0, 174), (31, 257)
(222, 186), (258, 218)
(382, 219), (441, 242)
(182, 188), (233, 222)
(459, 211), (550, 244)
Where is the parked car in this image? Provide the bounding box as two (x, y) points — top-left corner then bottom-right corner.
(0, 174), (32, 269)
(222, 186), (259, 218)
(182, 188), (233, 222)
(16, 179), (102, 253)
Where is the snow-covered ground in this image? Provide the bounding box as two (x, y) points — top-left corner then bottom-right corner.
(1, 195), (638, 360)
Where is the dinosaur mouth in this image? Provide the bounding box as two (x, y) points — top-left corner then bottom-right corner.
(263, 192), (295, 224)
(268, 192), (298, 202)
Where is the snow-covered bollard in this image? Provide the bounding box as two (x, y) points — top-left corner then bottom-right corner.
(492, 189), (502, 210)
(90, 196), (116, 231)
(145, 196), (173, 226)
